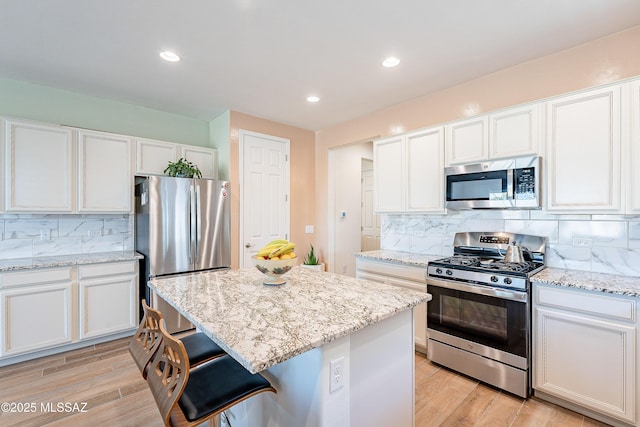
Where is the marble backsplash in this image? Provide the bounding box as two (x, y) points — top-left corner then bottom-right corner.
(0, 214), (133, 259)
(381, 210), (640, 277)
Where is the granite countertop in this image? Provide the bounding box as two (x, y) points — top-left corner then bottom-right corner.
(0, 251), (143, 272)
(355, 249), (441, 268)
(149, 266), (431, 374)
(533, 267), (640, 298)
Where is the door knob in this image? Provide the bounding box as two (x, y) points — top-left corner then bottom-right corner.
(245, 243), (253, 248)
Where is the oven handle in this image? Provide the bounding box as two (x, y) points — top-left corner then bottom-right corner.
(426, 276), (528, 302)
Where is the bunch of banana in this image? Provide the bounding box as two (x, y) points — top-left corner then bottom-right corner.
(256, 239), (296, 260)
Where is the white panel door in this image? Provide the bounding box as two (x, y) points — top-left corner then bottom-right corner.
(240, 130), (289, 267)
(546, 85), (621, 212)
(78, 130), (132, 212)
(5, 119), (74, 212)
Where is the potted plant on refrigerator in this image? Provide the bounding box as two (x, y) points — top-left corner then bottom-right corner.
(164, 158), (202, 178)
(301, 244), (324, 271)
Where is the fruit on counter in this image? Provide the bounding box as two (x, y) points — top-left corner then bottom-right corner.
(256, 239), (297, 259)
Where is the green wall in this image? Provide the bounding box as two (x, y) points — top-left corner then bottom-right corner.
(0, 77), (210, 146)
(209, 111), (230, 180)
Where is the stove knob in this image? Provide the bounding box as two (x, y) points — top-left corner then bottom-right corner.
(490, 275), (499, 283)
(446, 269), (453, 276)
(435, 268), (442, 275)
(504, 277), (513, 285)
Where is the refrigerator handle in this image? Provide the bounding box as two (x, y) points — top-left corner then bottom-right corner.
(195, 183), (202, 261)
(190, 184), (197, 265)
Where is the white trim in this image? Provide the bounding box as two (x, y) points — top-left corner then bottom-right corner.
(238, 130), (290, 268)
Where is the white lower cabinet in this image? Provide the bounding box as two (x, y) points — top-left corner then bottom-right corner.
(78, 262), (137, 339)
(0, 268), (74, 357)
(356, 258), (427, 353)
(0, 261), (138, 364)
(533, 283), (637, 425)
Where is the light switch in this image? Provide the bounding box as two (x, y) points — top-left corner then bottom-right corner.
(305, 225), (314, 234)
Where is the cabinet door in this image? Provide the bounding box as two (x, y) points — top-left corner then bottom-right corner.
(534, 306), (635, 424)
(445, 115), (488, 165)
(5, 119), (74, 212)
(489, 104), (540, 158)
(406, 127), (445, 213)
(373, 136), (404, 212)
(181, 145), (218, 179)
(135, 138), (178, 176)
(545, 86), (621, 212)
(79, 275), (137, 339)
(629, 80), (640, 213)
(78, 262), (137, 339)
(78, 130), (132, 212)
(0, 282), (74, 356)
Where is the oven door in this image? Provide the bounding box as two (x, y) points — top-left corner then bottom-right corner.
(426, 277), (529, 361)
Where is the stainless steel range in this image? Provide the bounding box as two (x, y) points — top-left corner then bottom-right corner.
(426, 232), (547, 398)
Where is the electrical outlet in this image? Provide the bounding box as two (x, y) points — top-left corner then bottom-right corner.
(305, 225), (314, 234)
(88, 229), (102, 237)
(572, 237), (592, 247)
(330, 357), (344, 393)
(40, 229), (50, 240)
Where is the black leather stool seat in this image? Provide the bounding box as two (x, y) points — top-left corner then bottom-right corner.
(181, 332), (226, 366)
(178, 355), (273, 422)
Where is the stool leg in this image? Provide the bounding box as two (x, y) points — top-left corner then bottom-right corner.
(207, 413), (220, 427)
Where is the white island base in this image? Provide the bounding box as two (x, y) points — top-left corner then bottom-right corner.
(223, 309), (414, 427)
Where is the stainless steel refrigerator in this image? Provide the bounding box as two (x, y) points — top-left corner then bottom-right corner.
(135, 175), (231, 333)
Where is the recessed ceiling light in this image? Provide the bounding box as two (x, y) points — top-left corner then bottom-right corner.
(306, 95), (320, 103)
(159, 51), (181, 62)
(382, 56), (400, 68)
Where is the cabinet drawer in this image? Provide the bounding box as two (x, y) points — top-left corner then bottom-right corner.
(79, 261), (136, 279)
(356, 259), (426, 282)
(535, 284), (635, 322)
(0, 268), (72, 288)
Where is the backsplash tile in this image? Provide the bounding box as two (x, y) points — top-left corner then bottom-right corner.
(0, 214), (133, 260)
(381, 211), (640, 277)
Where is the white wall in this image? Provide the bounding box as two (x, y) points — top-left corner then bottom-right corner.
(329, 142), (373, 276)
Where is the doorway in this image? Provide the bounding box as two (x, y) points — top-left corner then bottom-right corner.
(327, 142), (378, 276)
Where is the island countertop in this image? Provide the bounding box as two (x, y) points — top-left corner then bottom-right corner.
(149, 266), (431, 374)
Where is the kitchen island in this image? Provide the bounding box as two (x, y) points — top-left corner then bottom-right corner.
(149, 266), (431, 427)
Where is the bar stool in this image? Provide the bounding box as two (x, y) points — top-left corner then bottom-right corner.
(147, 320), (276, 426)
(129, 299), (226, 378)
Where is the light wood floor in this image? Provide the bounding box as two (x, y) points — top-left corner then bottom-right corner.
(0, 338), (610, 426)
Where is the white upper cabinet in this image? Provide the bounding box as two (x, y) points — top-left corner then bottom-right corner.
(445, 116), (488, 165)
(373, 135), (404, 212)
(78, 130), (132, 213)
(628, 80), (640, 214)
(545, 85), (621, 212)
(446, 105), (541, 166)
(135, 138), (218, 179)
(374, 127), (445, 213)
(406, 128), (445, 212)
(181, 145), (218, 179)
(135, 138), (178, 176)
(4, 119), (75, 212)
(489, 104), (540, 159)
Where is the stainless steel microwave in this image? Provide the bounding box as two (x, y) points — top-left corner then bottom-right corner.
(445, 155), (540, 209)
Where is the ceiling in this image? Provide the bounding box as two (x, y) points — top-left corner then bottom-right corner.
(1, 1), (640, 131)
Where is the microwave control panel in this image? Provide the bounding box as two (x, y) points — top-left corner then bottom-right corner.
(514, 167), (535, 199)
